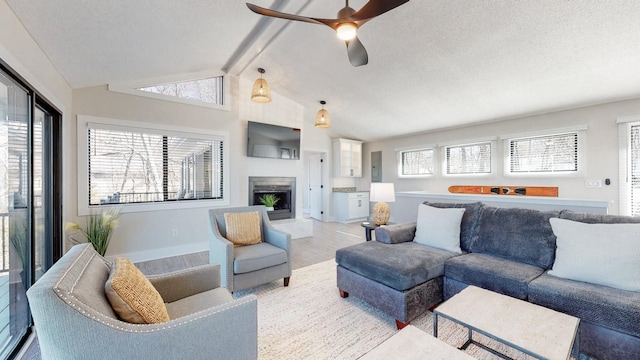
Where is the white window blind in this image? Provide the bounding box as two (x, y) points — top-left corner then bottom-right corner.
(630, 124), (640, 216)
(446, 142), (492, 174)
(400, 149), (434, 176)
(87, 125), (223, 206)
(509, 133), (578, 173)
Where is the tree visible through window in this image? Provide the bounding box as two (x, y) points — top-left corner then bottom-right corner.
(137, 77), (223, 105)
(445, 142), (492, 175)
(400, 149), (434, 176)
(509, 133), (578, 173)
(87, 125), (223, 206)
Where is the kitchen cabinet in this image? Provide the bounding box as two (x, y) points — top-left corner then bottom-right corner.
(333, 139), (362, 177)
(334, 192), (369, 222)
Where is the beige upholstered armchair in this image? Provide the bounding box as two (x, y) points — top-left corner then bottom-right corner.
(209, 205), (292, 292)
(27, 243), (258, 360)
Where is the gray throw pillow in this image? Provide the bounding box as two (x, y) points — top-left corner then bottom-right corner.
(413, 204), (465, 253)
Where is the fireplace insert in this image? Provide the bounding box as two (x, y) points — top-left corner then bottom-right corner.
(248, 177), (296, 220)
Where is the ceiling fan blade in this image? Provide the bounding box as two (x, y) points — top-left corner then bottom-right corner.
(246, 3), (339, 29)
(346, 36), (368, 67)
(351, 0), (410, 23)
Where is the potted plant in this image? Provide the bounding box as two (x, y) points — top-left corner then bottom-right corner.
(66, 208), (120, 256)
(258, 194), (279, 211)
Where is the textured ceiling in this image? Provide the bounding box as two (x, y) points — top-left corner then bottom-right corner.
(6, 0), (640, 141)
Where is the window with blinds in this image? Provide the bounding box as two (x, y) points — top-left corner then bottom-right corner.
(86, 125), (223, 206)
(508, 132), (578, 173)
(629, 124), (640, 216)
(400, 148), (434, 176)
(445, 142), (492, 175)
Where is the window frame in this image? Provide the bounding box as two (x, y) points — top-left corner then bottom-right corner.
(441, 139), (496, 177)
(77, 115), (229, 215)
(502, 126), (586, 177)
(0, 59), (63, 359)
(107, 73), (230, 111)
(618, 116), (640, 216)
(397, 146), (436, 178)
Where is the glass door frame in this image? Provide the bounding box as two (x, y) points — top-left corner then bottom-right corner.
(0, 58), (63, 359)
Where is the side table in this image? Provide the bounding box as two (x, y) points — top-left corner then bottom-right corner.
(360, 222), (378, 241)
(361, 222), (393, 241)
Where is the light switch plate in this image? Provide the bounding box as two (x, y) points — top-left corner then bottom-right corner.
(585, 179), (602, 188)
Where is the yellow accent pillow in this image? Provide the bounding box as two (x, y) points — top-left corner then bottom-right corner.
(105, 257), (170, 324)
(224, 211), (262, 247)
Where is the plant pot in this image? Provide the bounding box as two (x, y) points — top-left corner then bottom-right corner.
(265, 207), (274, 212)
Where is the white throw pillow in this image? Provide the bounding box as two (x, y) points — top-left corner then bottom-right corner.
(548, 218), (640, 292)
(413, 204), (465, 253)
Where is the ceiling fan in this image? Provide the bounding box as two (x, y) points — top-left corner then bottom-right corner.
(246, 0), (410, 67)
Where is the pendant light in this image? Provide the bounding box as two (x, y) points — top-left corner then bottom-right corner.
(251, 68), (272, 103)
(315, 101), (331, 128)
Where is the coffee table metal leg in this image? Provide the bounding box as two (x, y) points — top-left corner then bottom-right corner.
(574, 328), (580, 358)
(460, 328), (473, 350)
(433, 313), (438, 338)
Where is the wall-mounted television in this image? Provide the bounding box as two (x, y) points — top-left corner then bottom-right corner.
(247, 121), (301, 160)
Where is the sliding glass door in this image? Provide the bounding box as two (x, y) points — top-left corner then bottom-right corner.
(0, 63), (61, 358)
(0, 67), (30, 358)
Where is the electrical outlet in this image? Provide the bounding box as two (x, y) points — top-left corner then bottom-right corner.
(171, 228), (178, 237)
(585, 179), (602, 188)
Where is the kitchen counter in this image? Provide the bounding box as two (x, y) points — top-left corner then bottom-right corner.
(332, 187), (357, 193)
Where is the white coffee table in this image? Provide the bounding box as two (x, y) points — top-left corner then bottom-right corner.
(434, 286), (580, 360)
(361, 325), (475, 360)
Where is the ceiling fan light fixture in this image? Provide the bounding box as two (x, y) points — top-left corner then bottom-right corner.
(336, 23), (357, 41)
(315, 101), (331, 128)
(251, 68), (272, 103)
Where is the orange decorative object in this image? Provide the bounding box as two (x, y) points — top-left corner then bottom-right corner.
(448, 186), (558, 197)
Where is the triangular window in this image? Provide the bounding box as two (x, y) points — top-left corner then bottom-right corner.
(136, 76), (223, 105)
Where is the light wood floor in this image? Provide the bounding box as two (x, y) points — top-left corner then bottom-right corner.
(20, 219), (366, 360)
(136, 218), (365, 275)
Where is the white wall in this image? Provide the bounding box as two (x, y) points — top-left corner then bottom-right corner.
(239, 76), (305, 216)
(358, 99), (640, 215)
(0, 2), (71, 110)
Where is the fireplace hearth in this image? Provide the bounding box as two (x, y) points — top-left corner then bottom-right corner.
(249, 177), (296, 220)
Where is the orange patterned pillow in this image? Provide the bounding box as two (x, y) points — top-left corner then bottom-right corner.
(224, 211), (262, 247)
(105, 257), (170, 324)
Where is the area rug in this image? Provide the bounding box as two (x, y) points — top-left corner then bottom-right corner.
(234, 260), (580, 360)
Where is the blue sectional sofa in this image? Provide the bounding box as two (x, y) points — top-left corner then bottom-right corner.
(335, 201), (640, 360)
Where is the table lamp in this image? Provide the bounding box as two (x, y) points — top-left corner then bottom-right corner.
(370, 183), (396, 225)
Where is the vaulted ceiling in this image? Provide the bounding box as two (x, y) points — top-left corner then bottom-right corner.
(6, 0), (640, 141)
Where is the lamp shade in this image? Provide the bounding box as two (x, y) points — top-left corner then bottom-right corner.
(315, 101), (331, 128)
(370, 183), (395, 225)
(369, 183), (396, 203)
(251, 68), (271, 103)
(251, 78), (271, 103)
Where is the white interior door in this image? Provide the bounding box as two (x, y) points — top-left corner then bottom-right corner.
(309, 153), (324, 220)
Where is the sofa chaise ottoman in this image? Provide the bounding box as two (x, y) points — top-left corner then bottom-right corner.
(335, 202), (483, 328)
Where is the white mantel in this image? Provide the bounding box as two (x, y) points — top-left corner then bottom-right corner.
(392, 191), (610, 223)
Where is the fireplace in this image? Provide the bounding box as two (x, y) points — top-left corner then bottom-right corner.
(249, 177), (296, 220)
